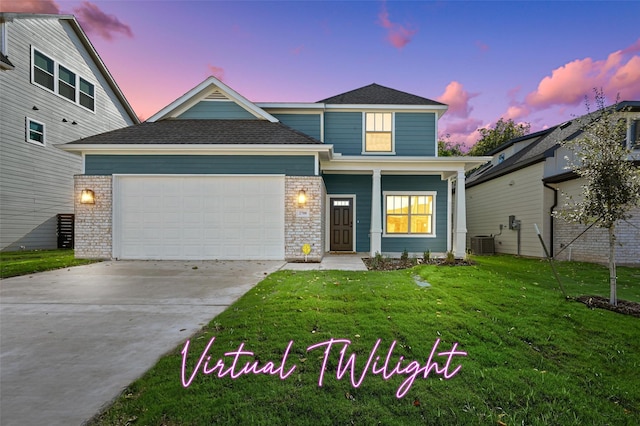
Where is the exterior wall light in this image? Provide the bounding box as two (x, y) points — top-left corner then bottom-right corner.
(297, 189), (307, 205)
(80, 189), (95, 204)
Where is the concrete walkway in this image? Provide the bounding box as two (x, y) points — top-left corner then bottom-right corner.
(0, 260), (283, 426)
(281, 253), (368, 271)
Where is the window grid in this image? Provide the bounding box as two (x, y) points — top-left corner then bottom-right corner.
(26, 118), (45, 145)
(385, 194), (434, 235)
(31, 48), (95, 112)
(365, 112), (393, 152)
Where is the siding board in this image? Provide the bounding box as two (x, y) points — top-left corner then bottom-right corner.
(84, 155), (316, 176)
(272, 113), (322, 140)
(324, 112), (362, 155)
(395, 113), (436, 156)
(0, 16), (134, 250)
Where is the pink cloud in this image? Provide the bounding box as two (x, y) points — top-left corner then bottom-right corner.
(73, 1), (133, 41)
(291, 45), (304, 55)
(439, 117), (484, 151)
(501, 39), (640, 122)
(0, 0), (60, 13)
(207, 64), (225, 81)
(377, 1), (417, 49)
(475, 40), (489, 52)
(524, 39), (640, 109)
(437, 81), (479, 118)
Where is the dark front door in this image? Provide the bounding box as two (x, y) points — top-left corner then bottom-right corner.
(330, 198), (353, 251)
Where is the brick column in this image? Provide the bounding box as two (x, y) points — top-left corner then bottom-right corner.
(74, 175), (112, 259)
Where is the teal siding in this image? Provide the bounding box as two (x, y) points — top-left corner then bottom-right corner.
(323, 174), (372, 252)
(85, 155), (315, 176)
(272, 114), (321, 140)
(324, 112), (362, 155)
(177, 101), (256, 119)
(381, 175), (448, 253)
(395, 113), (436, 156)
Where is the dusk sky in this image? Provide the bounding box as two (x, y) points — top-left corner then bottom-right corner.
(5, 0), (640, 149)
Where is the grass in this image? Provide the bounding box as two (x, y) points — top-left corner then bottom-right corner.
(0, 249), (99, 278)
(90, 255), (640, 425)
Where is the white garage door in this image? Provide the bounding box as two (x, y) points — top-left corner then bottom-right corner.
(113, 175), (285, 260)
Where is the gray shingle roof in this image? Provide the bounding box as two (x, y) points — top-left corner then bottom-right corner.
(65, 119), (323, 145)
(466, 100), (640, 188)
(318, 83), (445, 106)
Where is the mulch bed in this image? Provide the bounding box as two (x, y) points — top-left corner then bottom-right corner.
(362, 257), (474, 271)
(576, 295), (640, 318)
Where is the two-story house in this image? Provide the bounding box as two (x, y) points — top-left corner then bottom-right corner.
(60, 76), (489, 261)
(466, 101), (640, 265)
(0, 13), (138, 251)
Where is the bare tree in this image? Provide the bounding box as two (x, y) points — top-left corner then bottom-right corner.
(558, 90), (640, 306)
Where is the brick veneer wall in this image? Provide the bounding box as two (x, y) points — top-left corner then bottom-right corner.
(285, 176), (325, 262)
(554, 209), (640, 265)
(74, 175), (112, 259)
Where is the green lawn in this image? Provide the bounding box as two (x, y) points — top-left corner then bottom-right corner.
(0, 249), (99, 278)
(90, 256), (639, 425)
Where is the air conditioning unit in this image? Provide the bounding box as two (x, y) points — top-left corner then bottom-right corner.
(470, 236), (495, 255)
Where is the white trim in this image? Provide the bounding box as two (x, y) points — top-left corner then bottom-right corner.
(59, 143), (333, 156)
(257, 103), (326, 110)
(0, 20), (7, 55)
(25, 117), (45, 146)
(434, 113), (438, 157)
(148, 76), (278, 123)
(325, 194), (357, 252)
(447, 178), (452, 252)
(30, 46), (96, 113)
(314, 152), (319, 176)
(383, 191), (437, 238)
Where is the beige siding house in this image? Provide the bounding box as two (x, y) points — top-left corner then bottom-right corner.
(466, 103), (640, 265)
(0, 13), (138, 251)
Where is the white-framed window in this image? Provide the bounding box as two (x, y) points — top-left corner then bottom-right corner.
(26, 118), (45, 145)
(364, 112), (393, 152)
(31, 47), (96, 112)
(384, 191), (436, 237)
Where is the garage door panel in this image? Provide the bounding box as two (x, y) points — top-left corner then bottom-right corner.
(115, 176), (285, 260)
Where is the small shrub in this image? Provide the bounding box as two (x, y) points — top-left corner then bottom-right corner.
(370, 251), (384, 269)
(400, 249), (409, 262)
(423, 250), (431, 263)
(443, 250), (456, 265)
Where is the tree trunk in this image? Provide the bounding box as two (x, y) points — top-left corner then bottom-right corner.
(608, 224), (617, 306)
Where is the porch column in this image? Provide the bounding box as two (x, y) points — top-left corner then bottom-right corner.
(453, 170), (467, 257)
(370, 169), (382, 256)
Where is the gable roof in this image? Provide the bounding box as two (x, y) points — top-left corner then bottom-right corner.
(147, 76), (278, 123)
(0, 13), (138, 123)
(466, 100), (640, 188)
(62, 119), (323, 146)
(318, 83), (446, 106)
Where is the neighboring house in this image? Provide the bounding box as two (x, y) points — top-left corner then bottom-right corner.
(60, 76), (489, 261)
(0, 13), (138, 251)
(466, 102), (640, 265)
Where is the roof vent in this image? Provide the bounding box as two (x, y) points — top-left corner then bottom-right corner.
(205, 89), (228, 100)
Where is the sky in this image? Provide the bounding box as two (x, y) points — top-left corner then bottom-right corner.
(4, 0), (640, 149)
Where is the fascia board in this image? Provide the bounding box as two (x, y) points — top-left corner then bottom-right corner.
(57, 143), (333, 156)
(257, 103), (326, 110)
(147, 76), (278, 123)
(321, 156), (491, 173)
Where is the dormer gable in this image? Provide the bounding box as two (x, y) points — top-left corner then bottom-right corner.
(147, 76), (278, 123)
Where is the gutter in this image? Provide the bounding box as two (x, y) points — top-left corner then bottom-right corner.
(543, 183), (558, 257)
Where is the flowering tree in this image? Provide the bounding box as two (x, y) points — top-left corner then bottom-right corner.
(559, 90), (640, 306)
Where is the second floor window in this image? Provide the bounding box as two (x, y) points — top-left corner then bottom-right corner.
(365, 112), (392, 152)
(31, 48), (95, 112)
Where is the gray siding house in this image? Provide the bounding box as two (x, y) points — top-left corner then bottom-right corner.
(466, 102), (640, 265)
(0, 13), (138, 251)
(61, 77), (490, 261)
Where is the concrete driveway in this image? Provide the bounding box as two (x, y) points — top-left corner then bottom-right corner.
(0, 260), (283, 426)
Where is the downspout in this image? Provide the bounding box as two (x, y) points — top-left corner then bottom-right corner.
(543, 183), (558, 257)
